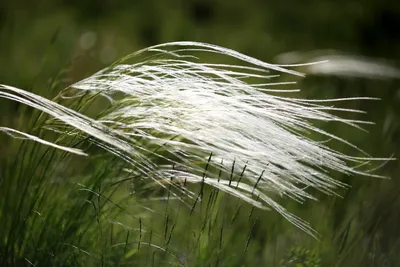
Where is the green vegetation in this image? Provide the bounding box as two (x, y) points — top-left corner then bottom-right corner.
(1, 1), (399, 266)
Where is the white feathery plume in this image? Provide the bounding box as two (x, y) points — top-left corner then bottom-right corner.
(0, 41), (391, 237)
(0, 127), (87, 156)
(276, 50), (400, 79)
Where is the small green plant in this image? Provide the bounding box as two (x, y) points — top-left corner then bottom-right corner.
(280, 247), (321, 267)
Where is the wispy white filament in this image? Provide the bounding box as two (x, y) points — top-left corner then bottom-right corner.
(0, 41), (391, 236)
(0, 127), (87, 156)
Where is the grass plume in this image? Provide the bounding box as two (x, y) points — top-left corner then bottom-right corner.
(0, 41), (391, 238)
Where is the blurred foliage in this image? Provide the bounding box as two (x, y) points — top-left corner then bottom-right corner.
(280, 247), (321, 267)
(1, 0), (400, 266)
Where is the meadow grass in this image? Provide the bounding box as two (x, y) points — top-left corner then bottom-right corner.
(0, 42), (394, 266)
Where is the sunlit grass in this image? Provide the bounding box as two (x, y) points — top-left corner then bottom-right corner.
(0, 42), (393, 266)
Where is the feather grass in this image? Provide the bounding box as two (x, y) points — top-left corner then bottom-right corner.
(0, 41), (392, 236)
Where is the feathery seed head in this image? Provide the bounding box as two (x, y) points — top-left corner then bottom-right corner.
(0, 42), (391, 236)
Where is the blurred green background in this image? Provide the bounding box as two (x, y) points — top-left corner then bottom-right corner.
(1, 0), (400, 266)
